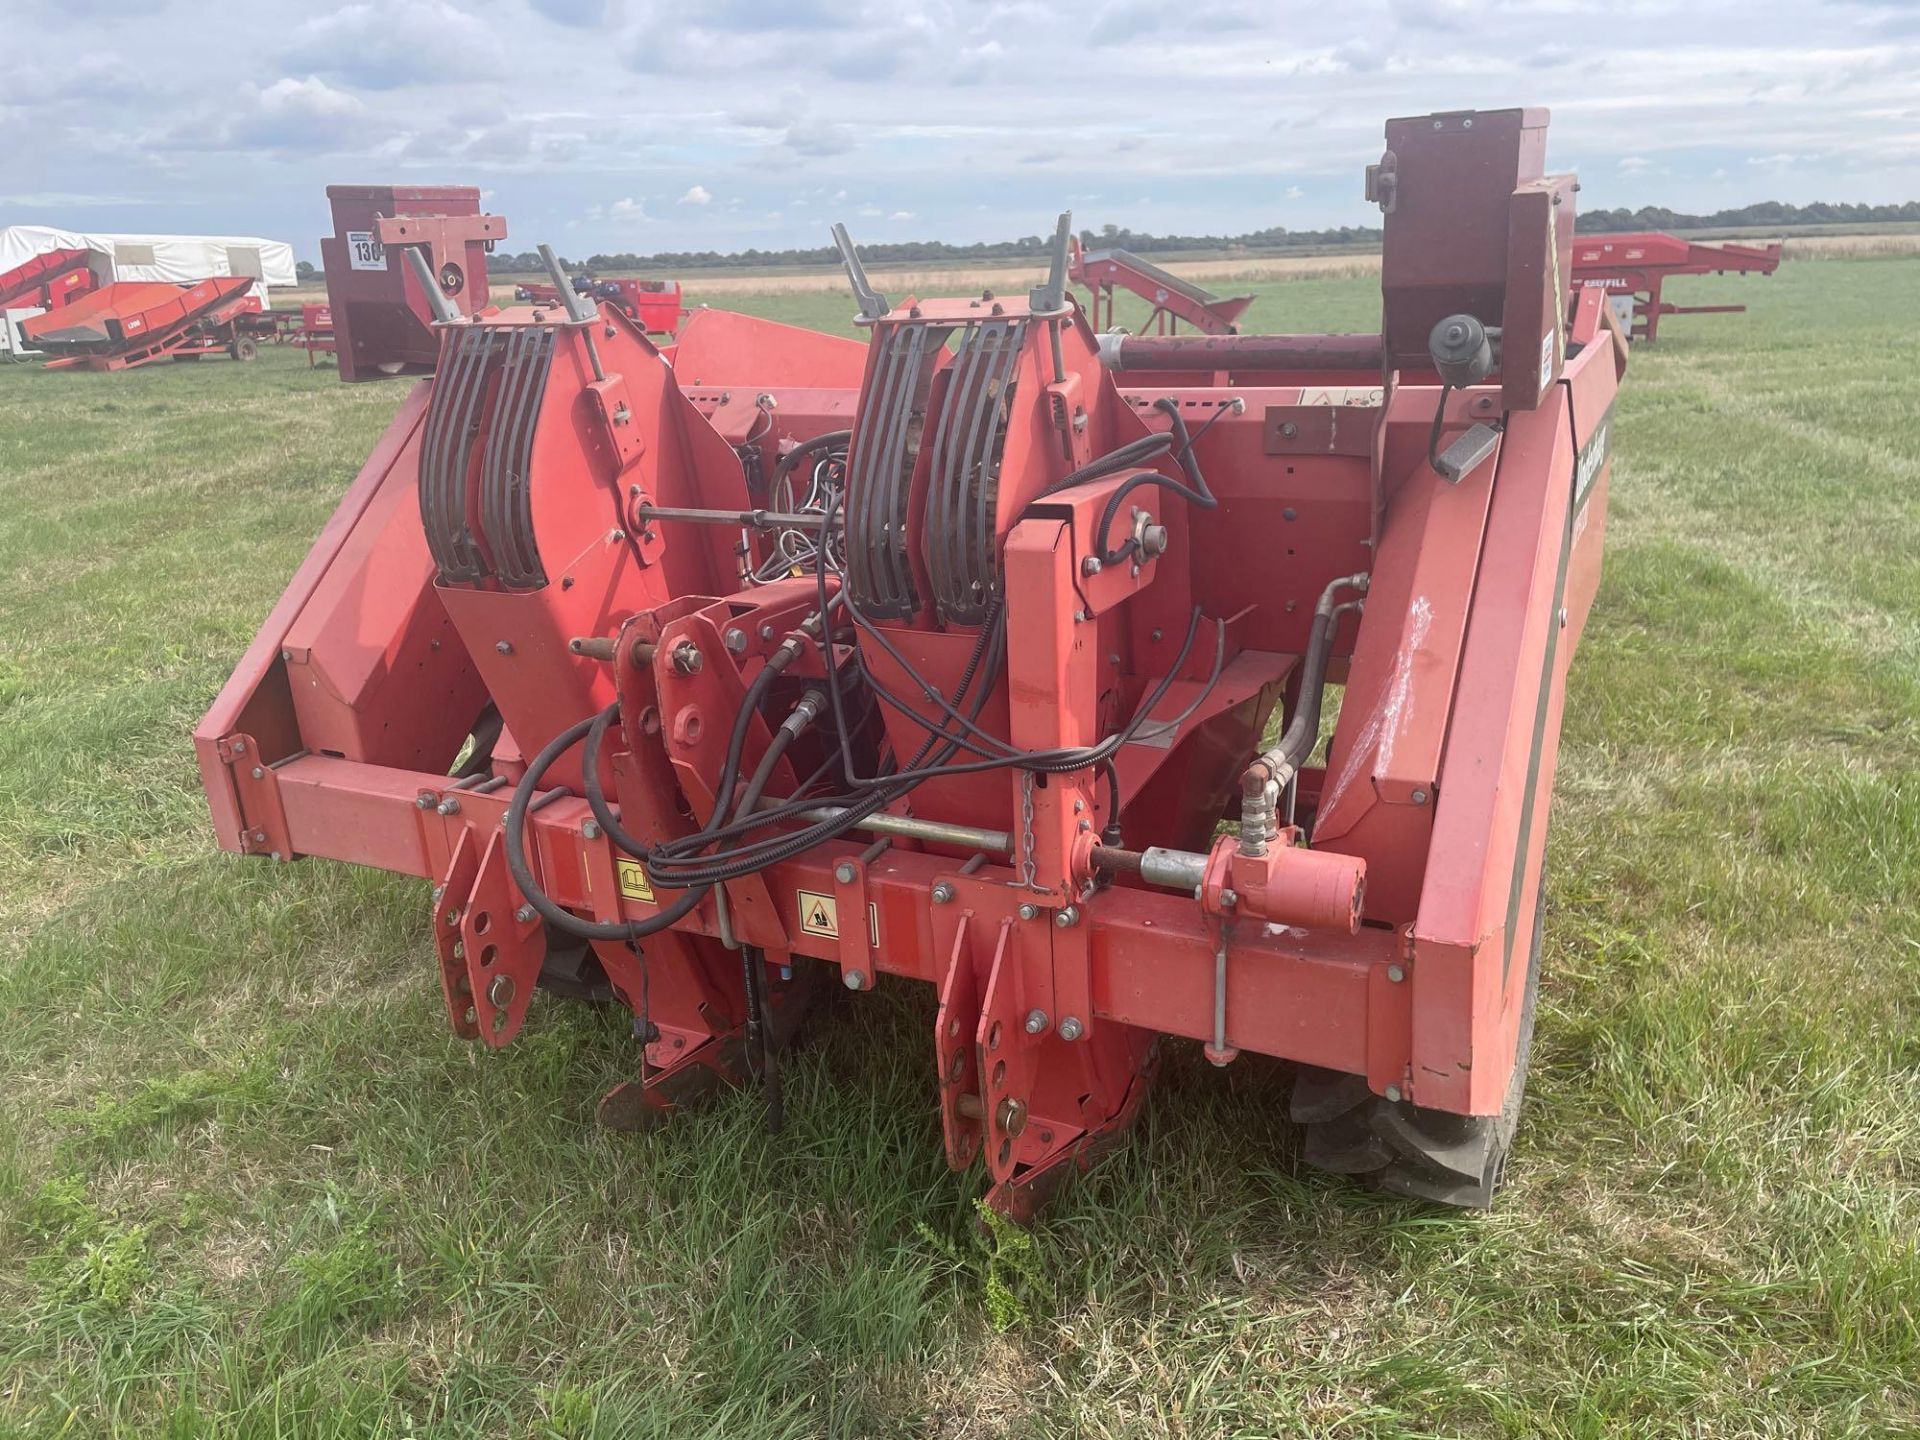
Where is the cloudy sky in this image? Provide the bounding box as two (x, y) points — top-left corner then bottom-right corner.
(4, 0), (1916, 260)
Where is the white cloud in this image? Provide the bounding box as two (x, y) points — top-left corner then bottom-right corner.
(4, 0), (1917, 254)
(888, 210), (915, 221)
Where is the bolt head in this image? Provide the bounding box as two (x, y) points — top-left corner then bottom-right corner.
(671, 641), (703, 676)
(515, 904), (536, 924)
(723, 627), (748, 654)
(1385, 1084), (1403, 1103)
(445, 907), (461, 928)
(1018, 902), (1040, 921)
(843, 969), (866, 990)
(1081, 555), (1103, 576)
(281, 649), (293, 663)
(582, 819), (602, 842)
(231, 740), (246, 755)
(251, 766), (265, 780)
(835, 861), (857, 885)
(1058, 1016), (1084, 1042)
(758, 623), (775, 642)
(931, 881), (955, 904)
(1054, 906), (1079, 928)
(417, 792), (437, 810)
(495, 640), (513, 655)
(437, 797), (461, 816)
(1387, 963), (1406, 983)
(1411, 789), (1429, 806)
(1024, 1008), (1049, 1035)
(1219, 888), (1239, 910)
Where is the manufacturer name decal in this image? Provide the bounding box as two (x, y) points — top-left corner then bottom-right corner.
(1573, 404), (1614, 510)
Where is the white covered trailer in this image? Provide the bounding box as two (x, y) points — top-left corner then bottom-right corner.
(0, 226), (298, 308)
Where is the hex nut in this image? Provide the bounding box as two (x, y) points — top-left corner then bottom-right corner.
(932, 881), (955, 904)
(1018, 902), (1040, 921)
(1058, 1016), (1084, 1042)
(843, 969), (866, 990)
(1024, 1008), (1049, 1034)
(671, 641), (703, 676)
(723, 627), (748, 654)
(835, 861), (857, 885)
(1054, 906), (1079, 928)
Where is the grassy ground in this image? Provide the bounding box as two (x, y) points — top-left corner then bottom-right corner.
(0, 261), (1915, 1438)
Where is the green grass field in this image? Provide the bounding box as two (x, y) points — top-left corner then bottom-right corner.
(1, 260), (1915, 1438)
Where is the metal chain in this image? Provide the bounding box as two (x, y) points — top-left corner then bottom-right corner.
(1018, 770), (1040, 891)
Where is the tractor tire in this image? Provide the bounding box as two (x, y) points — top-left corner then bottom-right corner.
(229, 336), (259, 362)
(1291, 877), (1544, 1208)
(536, 933), (615, 1003)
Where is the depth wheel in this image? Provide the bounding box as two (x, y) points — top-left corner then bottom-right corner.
(1291, 876), (1544, 1208)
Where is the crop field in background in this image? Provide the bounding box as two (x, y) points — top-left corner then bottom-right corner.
(0, 258), (1915, 1438)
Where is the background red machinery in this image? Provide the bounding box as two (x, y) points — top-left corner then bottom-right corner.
(198, 107), (1626, 1218)
(319, 185), (506, 381)
(514, 275), (685, 336)
(23, 276), (266, 370)
(1069, 237), (1255, 335)
(1571, 231), (1782, 341)
(0, 246), (99, 317)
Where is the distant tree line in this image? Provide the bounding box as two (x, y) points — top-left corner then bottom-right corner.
(1582, 199), (1920, 232)
(295, 201), (1917, 279)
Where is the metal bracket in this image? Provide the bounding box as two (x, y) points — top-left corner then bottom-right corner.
(219, 731), (292, 860)
(830, 223), (890, 321)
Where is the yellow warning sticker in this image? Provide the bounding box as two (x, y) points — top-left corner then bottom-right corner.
(616, 859), (656, 904)
(797, 889), (880, 945)
(798, 889), (839, 938)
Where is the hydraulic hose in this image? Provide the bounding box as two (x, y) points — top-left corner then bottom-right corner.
(1239, 571), (1370, 856)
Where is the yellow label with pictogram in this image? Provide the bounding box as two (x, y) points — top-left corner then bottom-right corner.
(616, 859), (656, 904)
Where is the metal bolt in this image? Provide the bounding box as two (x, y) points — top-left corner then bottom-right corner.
(1280, 421), (1298, 438)
(723, 626), (748, 654)
(495, 640), (513, 655)
(997, 1097), (1029, 1138)
(843, 969), (866, 990)
(452, 942), (464, 960)
(932, 881), (955, 904)
(1150, 628), (1163, 642)
(488, 974), (515, 1007)
(1058, 1016), (1084, 1042)
(1081, 555), (1102, 576)
(583, 819), (601, 841)
(671, 641), (703, 676)
(1385, 1084), (1403, 1102)
(1054, 906), (1079, 928)
(437, 797), (461, 816)
(269, 851), (283, 862)
(432, 885), (446, 904)
(1219, 888), (1239, 910)
(835, 861), (857, 885)
(445, 907), (462, 928)
(1411, 789), (1430, 805)
(281, 649), (293, 663)
(416, 792), (437, 810)
(1387, 963), (1406, 983)
(1024, 1008), (1049, 1035)
(1018, 902), (1040, 921)
(1558, 606), (1569, 630)
(232, 740), (246, 755)
(758, 623), (775, 642)
(251, 829), (267, 844)
(515, 904), (536, 924)
(250, 766), (264, 780)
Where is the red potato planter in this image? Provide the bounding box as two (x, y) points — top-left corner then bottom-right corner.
(198, 108), (1626, 1219)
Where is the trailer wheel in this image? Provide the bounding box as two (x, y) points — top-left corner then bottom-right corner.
(1291, 877), (1544, 1208)
(229, 336), (259, 362)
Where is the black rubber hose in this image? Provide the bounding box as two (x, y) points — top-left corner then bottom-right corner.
(503, 712), (704, 942)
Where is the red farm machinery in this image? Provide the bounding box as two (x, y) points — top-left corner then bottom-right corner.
(515, 275), (685, 337)
(22, 276), (269, 370)
(198, 107), (1626, 1217)
(1571, 230), (1782, 342)
(1070, 238), (1255, 335)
